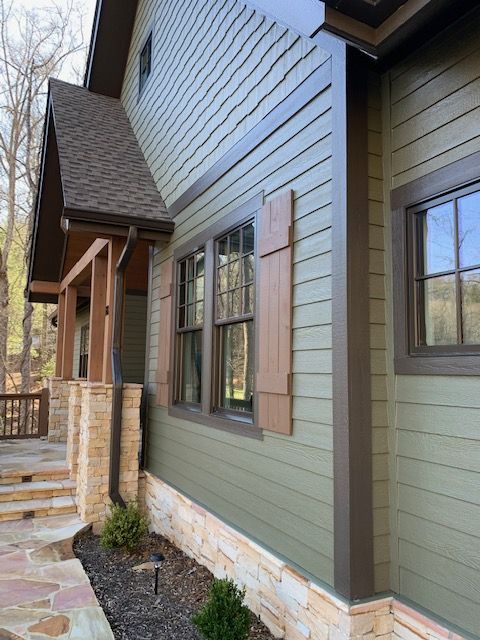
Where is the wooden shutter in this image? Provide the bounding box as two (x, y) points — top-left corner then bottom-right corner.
(257, 190), (293, 435)
(156, 258), (173, 406)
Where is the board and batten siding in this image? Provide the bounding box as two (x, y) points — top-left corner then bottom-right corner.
(123, 294), (148, 384)
(121, 0), (335, 586)
(384, 11), (480, 636)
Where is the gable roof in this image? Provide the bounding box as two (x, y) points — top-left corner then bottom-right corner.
(50, 78), (171, 230)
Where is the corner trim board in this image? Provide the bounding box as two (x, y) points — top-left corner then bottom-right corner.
(332, 45), (374, 600)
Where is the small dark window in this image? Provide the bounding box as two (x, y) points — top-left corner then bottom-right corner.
(79, 323), (89, 378)
(408, 185), (480, 352)
(139, 32), (152, 95)
(175, 251), (204, 407)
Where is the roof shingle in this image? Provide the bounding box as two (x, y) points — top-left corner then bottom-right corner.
(50, 78), (172, 230)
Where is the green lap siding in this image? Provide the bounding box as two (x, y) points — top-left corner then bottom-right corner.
(385, 11), (480, 636)
(121, 0), (334, 587)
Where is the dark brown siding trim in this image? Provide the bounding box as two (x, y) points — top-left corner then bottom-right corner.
(332, 45), (374, 600)
(392, 153), (480, 375)
(168, 62), (331, 219)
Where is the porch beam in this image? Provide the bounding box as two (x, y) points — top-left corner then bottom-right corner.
(61, 285), (77, 379)
(88, 255), (107, 382)
(60, 238), (109, 291)
(102, 238), (124, 383)
(55, 291), (66, 377)
(30, 280), (60, 296)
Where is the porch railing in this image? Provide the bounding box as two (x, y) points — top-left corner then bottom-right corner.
(0, 389), (49, 439)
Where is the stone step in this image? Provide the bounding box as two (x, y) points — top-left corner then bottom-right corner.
(0, 495), (77, 522)
(0, 478), (76, 503)
(0, 465), (70, 485)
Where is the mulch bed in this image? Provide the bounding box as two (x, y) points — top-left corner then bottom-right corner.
(74, 531), (276, 640)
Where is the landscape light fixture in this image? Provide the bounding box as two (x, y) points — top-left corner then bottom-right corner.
(150, 553), (165, 595)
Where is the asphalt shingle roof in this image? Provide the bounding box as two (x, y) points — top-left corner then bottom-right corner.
(50, 78), (172, 230)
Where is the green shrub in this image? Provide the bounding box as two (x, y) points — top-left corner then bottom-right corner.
(193, 578), (251, 640)
(100, 502), (148, 550)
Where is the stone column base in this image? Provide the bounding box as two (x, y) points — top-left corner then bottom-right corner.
(143, 473), (469, 640)
(76, 383), (141, 529)
(66, 381), (82, 482)
(46, 378), (71, 443)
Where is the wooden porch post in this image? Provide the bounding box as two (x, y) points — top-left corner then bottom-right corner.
(88, 255), (107, 382)
(102, 238), (124, 384)
(55, 291), (66, 377)
(61, 285), (77, 379)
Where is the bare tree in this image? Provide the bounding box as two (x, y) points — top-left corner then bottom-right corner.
(0, 0), (87, 392)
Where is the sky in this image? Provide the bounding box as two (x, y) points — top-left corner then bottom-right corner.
(11, 0), (97, 82)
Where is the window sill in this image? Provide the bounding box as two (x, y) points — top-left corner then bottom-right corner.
(168, 404), (263, 440)
(394, 354), (480, 376)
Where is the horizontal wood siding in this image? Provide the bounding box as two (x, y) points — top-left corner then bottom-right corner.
(389, 6), (480, 189)
(368, 71), (389, 594)
(123, 294), (148, 384)
(121, 0), (335, 586)
(386, 13), (480, 636)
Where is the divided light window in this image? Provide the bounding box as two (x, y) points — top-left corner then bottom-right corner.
(176, 251), (204, 407)
(215, 222), (255, 416)
(173, 215), (256, 428)
(408, 184), (480, 352)
(139, 32), (152, 95)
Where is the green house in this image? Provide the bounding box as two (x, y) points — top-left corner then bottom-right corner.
(27, 1), (480, 638)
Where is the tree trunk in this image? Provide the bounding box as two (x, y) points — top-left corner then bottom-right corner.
(0, 250), (8, 393)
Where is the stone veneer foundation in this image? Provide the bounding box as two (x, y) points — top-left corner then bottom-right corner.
(143, 473), (469, 640)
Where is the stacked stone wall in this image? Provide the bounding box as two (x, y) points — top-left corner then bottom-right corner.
(46, 378), (70, 443)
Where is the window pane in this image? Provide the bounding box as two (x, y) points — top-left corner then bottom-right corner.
(419, 275), (457, 345)
(228, 260), (240, 289)
(179, 284), (185, 305)
(188, 256), (195, 280)
(242, 254), (254, 284)
(195, 301), (204, 324)
(242, 223), (255, 254)
(461, 269), (480, 344)
(230, 230), (240, 260)
(243, 285), (254, 314)
(219, 321), (254, 413)
(458, 191), (480, 268)
(178, 306), (185, 329)
(179, 261), (186, 283)
(187, 303), (194, 326)
(417, 202), (455, 275)
(217, 293), (228, 320)
(218, 238), (228, 266)
(195, 252), (205, 277)
(217, 265), (228, 293)
(228, 289), (241, 317)
(179, 331), (202, 404)
(195, 276), (204, 302)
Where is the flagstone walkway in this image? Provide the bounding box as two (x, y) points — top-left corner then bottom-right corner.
(0, 514), (114, 639)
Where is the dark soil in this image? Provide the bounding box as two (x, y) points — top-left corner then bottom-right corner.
(74, 531), (276, 640)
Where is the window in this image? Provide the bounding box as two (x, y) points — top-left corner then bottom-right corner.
(392, 155), (480, 375)
(214, 222), (255, 416)
(170, 197), (262, 435)
(175, 251), (204, 407)
(79, 323), (89, 378)
(408, 186), (480, 351)
(139, 32), (152, 95)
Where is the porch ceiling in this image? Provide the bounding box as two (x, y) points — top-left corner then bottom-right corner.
(28, 78), (173, 303)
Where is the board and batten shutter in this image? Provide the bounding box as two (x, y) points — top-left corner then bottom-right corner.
(156, 258), (173, 406)
(257, 190), (293, 435)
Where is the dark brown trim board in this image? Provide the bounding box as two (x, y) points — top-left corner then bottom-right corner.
(168, 63), (331, 218)
(391, 152), (480, 376)
(332, 45), (374, 600)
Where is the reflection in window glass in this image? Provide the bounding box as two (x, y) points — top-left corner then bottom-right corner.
(417, 202), (455, 275)
(420, 275), (457, 346)
(219, 321), (254, 413)
(461, 269), (480, 344)
(458, 191), (480, 268)
(179, 331), (202, 404)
